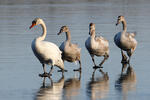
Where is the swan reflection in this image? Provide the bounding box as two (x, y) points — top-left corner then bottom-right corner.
(87, 69), (109, 100)
(115, 64), (136, 100)
(35, 77), (64, 100)
(63, 72), (81, 100)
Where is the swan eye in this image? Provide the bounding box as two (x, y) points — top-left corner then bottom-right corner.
(32, 21), (36, 24)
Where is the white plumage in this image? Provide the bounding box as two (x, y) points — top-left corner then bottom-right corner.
(30, 18), (64, 76)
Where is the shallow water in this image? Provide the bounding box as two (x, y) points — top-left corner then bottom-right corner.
(0, 0), (149, 100)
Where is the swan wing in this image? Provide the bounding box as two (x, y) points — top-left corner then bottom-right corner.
(70, 43), (81, 52)
(95, 36), (109, 47)
(126, 32), (136, 38)
(33, 41), (62, 61)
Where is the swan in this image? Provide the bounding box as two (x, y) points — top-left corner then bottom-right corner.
(114, 15), (137, 63)
(85, 23), (109, 68)
(57, 26), (81, 71)
(29, 18), (64, 76)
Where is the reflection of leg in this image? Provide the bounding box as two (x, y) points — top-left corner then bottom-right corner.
(99, 55), (109, 68)
(99, 69), (105, 75)
(99, 69), (109, 80)
(42, 77), (46, 87)
(73, 60), (82, 72)
(121, 50), (128, 64)
(92, 69), (96, 80)
(121, 63), (128, 74)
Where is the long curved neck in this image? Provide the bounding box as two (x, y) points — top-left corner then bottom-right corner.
(65, 30), (71, 42)
(39, 22), (47, 41)
(122, 19), (127, 32)
(90, 30), (96, 39)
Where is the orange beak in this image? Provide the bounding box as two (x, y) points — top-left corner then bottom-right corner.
(29, 23), (36, 29)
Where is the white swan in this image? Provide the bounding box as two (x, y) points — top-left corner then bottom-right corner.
(29, 18), (64, 76)
(85, 23), (109, 68)
(114, 15), (137, 63)
(57, 26), (81, 71)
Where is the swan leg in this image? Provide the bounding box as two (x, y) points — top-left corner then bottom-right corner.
(73, 60), (82, 72)
(121, 50), (128, 64)
(127, 49), (132, 64)
(39, 64), (49, 77)
(128, 56), (131, 64)
(61, 69), (65, 77)
(99, 55), (109, 68)
(91, 55), (99, 69)
(48, 65), (54, 76)
(42, 64), (46, 74)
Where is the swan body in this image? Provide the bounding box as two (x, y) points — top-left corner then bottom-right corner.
(30, 18), (64, 76)
(114, 16), (137, 63)
(85, 23), (109, 67)
(85, 36), (109, 56)
(32, 39), (62, 66)
(58, 26), (81, 71)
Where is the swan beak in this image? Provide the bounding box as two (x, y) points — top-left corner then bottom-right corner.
(116, 20), (120, 26)
(57, 30), (62, 35)
(57, 32), (61, 35)
(116, 23), (119, 26)
(29, 23), (36, 29)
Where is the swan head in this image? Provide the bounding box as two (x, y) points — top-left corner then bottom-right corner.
(89, 23), (95, 35)
(116, 15), (125, 26)
(57, 26), (69, 35)
(29, 18), (44, 29)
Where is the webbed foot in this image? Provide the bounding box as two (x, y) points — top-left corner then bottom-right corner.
(93, 65), (103, 69)
(73, 68), (82, 72)
(57, 69), (68, 72)
(39, 72), (51, 77)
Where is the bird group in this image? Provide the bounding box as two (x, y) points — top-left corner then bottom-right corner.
(29, 15), (137, 77)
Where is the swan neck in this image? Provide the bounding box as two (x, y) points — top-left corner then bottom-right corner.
(91, 30), (96, 38)
(122, 20), (127, 32)
(39, 22), (47, 40)
(65, 30), (71, 42)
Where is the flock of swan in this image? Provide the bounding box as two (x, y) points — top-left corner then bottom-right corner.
(29, 15), (137, 77)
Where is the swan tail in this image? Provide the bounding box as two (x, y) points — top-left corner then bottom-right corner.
(130, 31), (137, 37)
(55, 59), (64, 70)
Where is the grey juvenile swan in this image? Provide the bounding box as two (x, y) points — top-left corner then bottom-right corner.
(85, 23), (109, 68)
(58, 26), (81, 71)
(114, 15), (137, 63)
